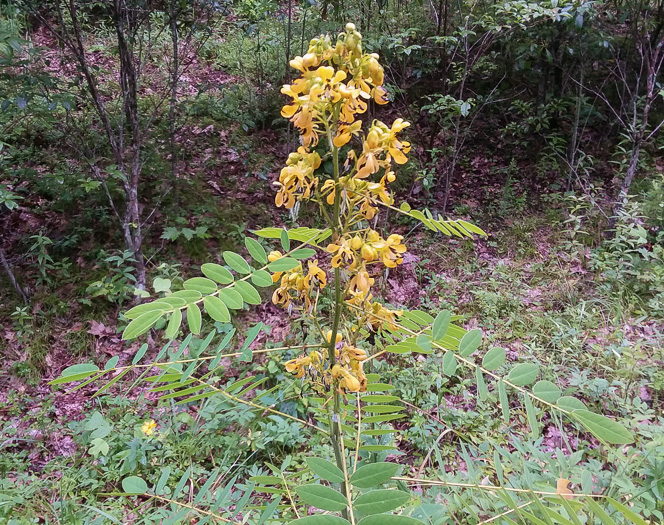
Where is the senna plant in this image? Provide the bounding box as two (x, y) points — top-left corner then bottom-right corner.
(52, 24), (639, 524)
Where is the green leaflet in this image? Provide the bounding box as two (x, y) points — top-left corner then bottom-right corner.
(245, 237), (267, 265)
(251, 270), (274, 287)
(186, 303), (202, 334)
(459, 328), (483, 357)
(280, 229), (291, 251)
(295, 484), (347, 511)
(306, 457), (345, 483)
(268, 257), (300, 272)
(204, 296), (231, 323)
(124, 301), (170, 320)
(573, 410), (633, 444)
(350, 462), (399, 488)
(122, 476), (147, 494)
(353, 489), (410, 515)
(165, 309), (182, 339)
(482, 347), (506, 370)
(223, 251), (252, 274)
(183, 277), (217, 294)
(508, 363), (539, 386)
(532, 380), (561, 403)
(201, 263), (234, 284)
(122, 310), (164, 340)
(432, 310), (450, 340)
(443, 351), (457, 376)
(219, 288), (244, 309)
(234, 280), (261, 305)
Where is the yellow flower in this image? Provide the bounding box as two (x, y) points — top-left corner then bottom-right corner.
(327, 240), (356, 268)
(141, 420), (157, 437)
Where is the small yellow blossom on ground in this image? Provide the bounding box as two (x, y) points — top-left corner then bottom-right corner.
(141, 420), (157, 436)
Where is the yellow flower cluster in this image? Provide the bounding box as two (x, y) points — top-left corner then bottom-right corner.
(276, 25), (412, 392)
(270, 251), (327, 310)
(284, 332), (368, 392)
(326, 229), (407, 270)
(281, 23), (387, 148)
(275, 147), (321, 210)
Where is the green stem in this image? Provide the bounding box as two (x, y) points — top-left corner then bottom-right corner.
(326, 118), (350, 517)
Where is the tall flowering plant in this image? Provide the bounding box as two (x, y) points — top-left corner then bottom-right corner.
(50, 23), (635, 525)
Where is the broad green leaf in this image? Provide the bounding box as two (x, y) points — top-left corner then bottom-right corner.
(267, 257), (300, 272)
(290, 516), (350, 525)
(306, 457), (345, 483)
(533, 380), (561, 403)
(223, 251), (251, 274)
(234, 281), (261, 305)
(122, 476), (148, 494)
(366, 383), (395, 392)
(353, 489), (410, 515)
(204, 296), (231, 323)
(443, 351), (457, 376)
(132, 343), (149, 365)
(245, 237), (267, 265)
(432, 310), (450, 340)
(457, 219), (487, 237)
(122, 310), (164, 340)
(219, 288), (244, 310)
(165, 309), (182, 339)
(280, 229), (291, 251)
(385, 343), (412, 354)
(291, 248), (316, 259)
(50, 371), (103, 385)
(295, 484), (347, 511)
(104, 356), (119, 370)
(557, 396), (586, 412)
(154, 297), (187, 308)
(186, 303), (202, 334)
(357, 515), (422, 525)
(125, 302), (170, 320)
(153, 277), (172, 293)
(201, 263), (234, 284)
(183, 277), (217, 294)
(459, 329), (482, 357)
(573, 410), (633, 444)
(400, 202), (411, 212)
(416, 334), (432, 352)
(402, 310), (434, 325)
(507, 363), (539, 386)
(361, 395), (401, 403)
(482, 347), (506, 370)
(252, 270), (274, 287)
(524, 393), (539, 439)
(171, 290), (202, 302)
(61, 363), (100, 377)
(350, 462), (399, 488)
(499, 378), (510, 424)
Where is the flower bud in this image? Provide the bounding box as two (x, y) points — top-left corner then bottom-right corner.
(361, 244), (377, 261)
(351, 235), (363, 251)
(268, 251), (282, 262)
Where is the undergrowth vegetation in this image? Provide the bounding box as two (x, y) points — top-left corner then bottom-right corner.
(1, 0), (664, 523)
